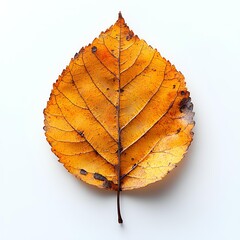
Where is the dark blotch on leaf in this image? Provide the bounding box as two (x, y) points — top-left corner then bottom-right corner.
(126, 31), (134, 41)
(132, 163), (137, 169)
(103, 180), (112, 189)
(77, 130), (84, 137)
(94, 173), (107, 181)
(126, 36), (131, 41)
(176, 128), (181, 134)
(91, 46), (97, 53)
(80, 169), (87, 175)
(94, 150), (99, 156)
(117, 89), (124, 93)
(74, 52), (79, 58)
(179, 97), (193, 113)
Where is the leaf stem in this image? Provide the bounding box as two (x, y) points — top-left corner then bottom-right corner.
(117, 185), (123, 223)
(116, 13), (123, 224)
(117, 136), (123, 224)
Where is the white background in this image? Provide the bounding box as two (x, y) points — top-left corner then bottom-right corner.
(1, 0), (240, 239)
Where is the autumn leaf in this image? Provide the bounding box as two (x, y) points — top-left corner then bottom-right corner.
(43, 12), (194, 223)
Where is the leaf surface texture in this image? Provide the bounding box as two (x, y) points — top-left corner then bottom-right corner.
(44, 14), (194, 191)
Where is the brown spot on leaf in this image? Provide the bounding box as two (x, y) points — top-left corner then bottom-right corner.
(77, 130), (84, 137)
(176, 128), (181, 134)
(74, 52), (79, 58)
(103, 180), (112, 189)
(80, 169), (87, 175)
(116, 88), (124, 93)
(179, 97), (193, 113)
(94, 173), (107, 181)
(132, 163), (137, 170)
(91, 46), (97, 53)
(126, 30), (134, 41)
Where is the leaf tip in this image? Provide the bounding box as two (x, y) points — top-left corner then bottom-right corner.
(118, 11), (123, 19)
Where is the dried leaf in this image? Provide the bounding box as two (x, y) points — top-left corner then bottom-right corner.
(44, 12), (194, 223)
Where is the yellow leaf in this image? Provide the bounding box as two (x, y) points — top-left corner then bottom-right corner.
(44, 12), (195, 223)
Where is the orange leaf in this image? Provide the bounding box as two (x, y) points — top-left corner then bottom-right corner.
(44, 12), (195, 223)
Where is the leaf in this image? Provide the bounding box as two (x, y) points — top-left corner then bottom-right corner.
(43, 12), (194, 223)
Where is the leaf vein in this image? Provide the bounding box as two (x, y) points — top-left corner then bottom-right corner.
(69, 66), (117, 143)
(53, 95), (115, 167)
(120, 43), (145, 75)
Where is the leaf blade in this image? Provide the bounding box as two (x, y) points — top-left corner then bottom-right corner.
(44, 14), (194, 192)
